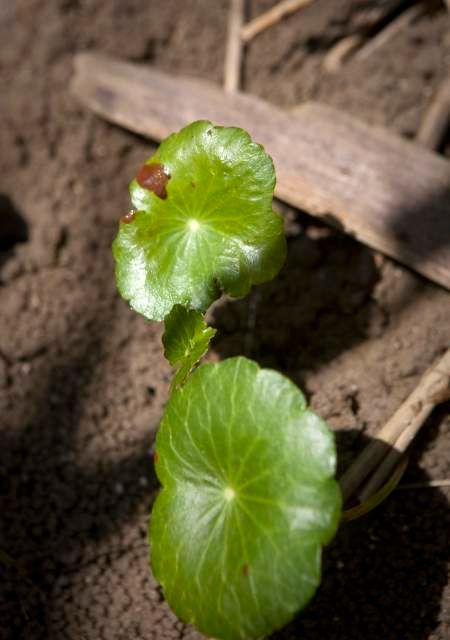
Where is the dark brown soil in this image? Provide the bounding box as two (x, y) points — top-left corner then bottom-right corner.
(1, 1), (449, 639)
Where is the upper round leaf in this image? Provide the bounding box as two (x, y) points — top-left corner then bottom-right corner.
(113, 121), (286, 321)
(150, 357), (342, 640)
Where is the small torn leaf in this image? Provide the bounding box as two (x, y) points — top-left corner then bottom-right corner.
(163, 305), (216, 389)
(113, 121), (286, 321)
(150, 357), (342, 640)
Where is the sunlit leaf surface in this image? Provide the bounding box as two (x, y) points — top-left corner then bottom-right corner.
(150, 357), (341, 640)
(113, 121), (286, 321)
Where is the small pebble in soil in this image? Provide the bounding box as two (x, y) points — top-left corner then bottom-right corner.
(114, 482), (124, 495)
(20, 362), (32, 375)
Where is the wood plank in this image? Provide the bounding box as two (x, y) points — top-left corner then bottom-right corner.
(71, 52), (450, 290)
(417, 72), (450, 150)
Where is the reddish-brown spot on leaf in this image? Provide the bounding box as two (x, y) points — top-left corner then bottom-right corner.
(191, 181), (196, 188)
(153, 451), (159, 464)
(243, 563), (249, 577)
(137, 163), (170, 199)
(120, 210), (136, 224)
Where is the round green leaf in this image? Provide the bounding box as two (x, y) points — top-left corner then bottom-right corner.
(150, 357), (342, 640)
(113, 121), (286, 321)
(163, 305), (216, 390)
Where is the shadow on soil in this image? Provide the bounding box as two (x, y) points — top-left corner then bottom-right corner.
(211, 210), (383, 389)
(0, 329), (159, 637)
(212, 175), (450, 389)
(388, 177), (450, 276)
(0, 217), (159, 636)
(0, 193), (29, 269)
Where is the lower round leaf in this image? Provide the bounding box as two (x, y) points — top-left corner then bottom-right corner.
(150, 356), (341, 640)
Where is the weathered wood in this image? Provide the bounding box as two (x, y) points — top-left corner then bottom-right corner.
(354, 3), (424, 62)
(417, 73), (450, 150)
(340, 348), (450, 502)
(322, 0), (409, 72)
(322, 34), (364, 73)
(71, 52), (450, 290)
(241, 0), (314, 43)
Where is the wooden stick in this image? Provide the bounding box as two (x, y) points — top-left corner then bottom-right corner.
(340, 348), (450, 502)
(70, 53), (450, 290)
(323, 34), (365, 73)
(224, 0), (245, 92)
(323, 1), (422, 71)
(399, 479), (450, 489)
(341, 59), (450, 503)
(355, 3), (424, 62)
(417, 73), (450, 150)
(241, 0), (313, 43)
(350, 0), (407, 26)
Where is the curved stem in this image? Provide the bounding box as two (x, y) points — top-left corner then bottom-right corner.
(342, 456), (408, 523)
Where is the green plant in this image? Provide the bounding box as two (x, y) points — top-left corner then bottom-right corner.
(113, 121), (342, 640)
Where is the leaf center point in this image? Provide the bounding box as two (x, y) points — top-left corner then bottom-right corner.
(187, 219), (200, 232)
(223, 487), (236, 502)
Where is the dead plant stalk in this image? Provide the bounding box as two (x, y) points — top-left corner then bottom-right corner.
(241, 0), (314, 43)
(340, 348), (450, 503)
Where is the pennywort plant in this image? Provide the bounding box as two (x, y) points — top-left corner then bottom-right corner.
(113, 121), (342, 640)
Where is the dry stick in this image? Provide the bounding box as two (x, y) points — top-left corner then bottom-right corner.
(241, 0), (313, 43)
(70, 53), (450, 289)
(341, 56), (450, 504)
(399, 479), (450, 489)
(340, 348), (450, 502)
(359, 381), (450, 502)
(323, 34), (365, 73)
(416, 74), (450, 149)
(224, 0), (245, 93)
(354, 71), (450, 500)
(354, 3), (424, 62)
(323, 1), (422, 72)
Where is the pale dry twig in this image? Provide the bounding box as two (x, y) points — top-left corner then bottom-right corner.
(417, 73), (450, 150)
(241, 0), (314, 43)
(340, 348), (450, 503)
(224, 0), (245, 93)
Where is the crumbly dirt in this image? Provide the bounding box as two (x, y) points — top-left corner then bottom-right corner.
(0, 1), (449, 639)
